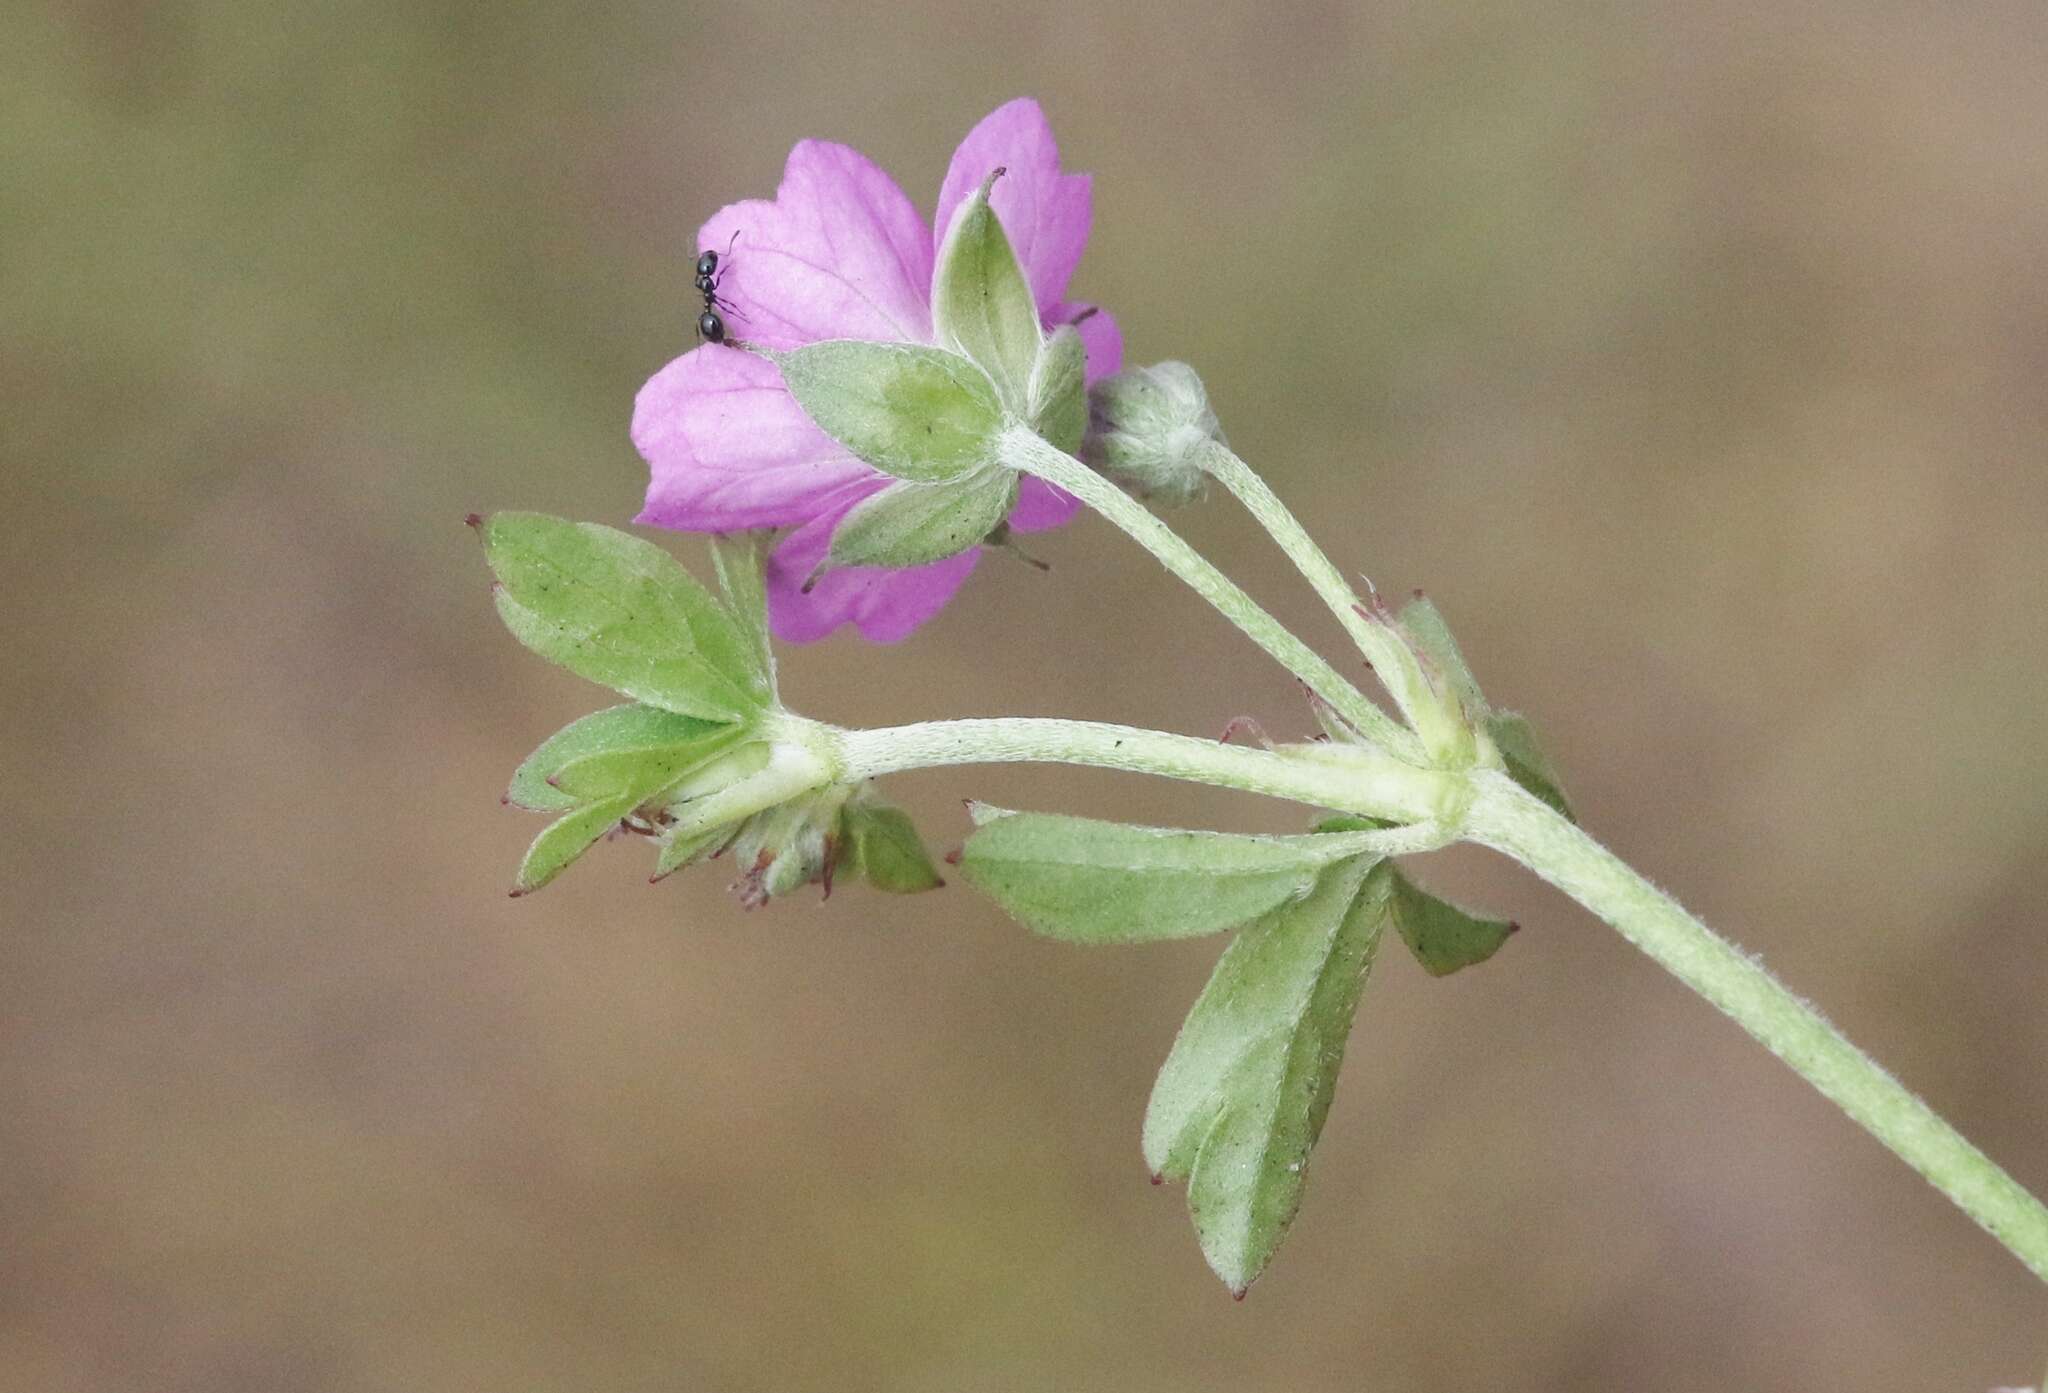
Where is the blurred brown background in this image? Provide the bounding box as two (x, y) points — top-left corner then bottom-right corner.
(8, 1), (2048, 1389)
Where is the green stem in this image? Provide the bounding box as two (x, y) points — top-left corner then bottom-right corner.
(1463, 768), (2048, 1282)
(830, 716), (1460, 827)
(998, 426), (1417, 758)
(1195, 441), (1447, 751)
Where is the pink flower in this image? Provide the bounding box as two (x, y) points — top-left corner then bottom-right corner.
(632, 99), (1122, 643)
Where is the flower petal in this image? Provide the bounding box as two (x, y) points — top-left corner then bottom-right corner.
(1048, 302), (1124, 385)
(1006, 477), (1081, 533)
(699, 140), (935, 350)
(634, 346), (878, 531)
(766, 497), (982, 644)
(935, 99), (1092, 314)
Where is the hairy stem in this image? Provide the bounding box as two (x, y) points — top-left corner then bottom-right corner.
(1463, 768), (2048, 1282)
(831, 716), (1459, 827)
(1195, 441), (1453, 757)
(998, 426), (1417, 757)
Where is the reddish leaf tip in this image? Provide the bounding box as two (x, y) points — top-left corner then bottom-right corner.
(1231, 1288), (1248, 1303)
(1506, 920), (1523, 934)
(465, 512), (485, 530)
(1148, 1172), (1164, 1187)
(942, 846), (963, 866)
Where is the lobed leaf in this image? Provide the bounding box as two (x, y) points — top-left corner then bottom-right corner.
(514, 795), (637, 896)
(1388, 868), (1516, 976)
(1143, 856), (1394, 1294)
(479, 513), (768, 722)
(959, 808), (1376, 944)
(507, 703), (732, 812)
(548, 732), (740, 804)
(709, 531), (777, 699)
(841, 797), (944, 895)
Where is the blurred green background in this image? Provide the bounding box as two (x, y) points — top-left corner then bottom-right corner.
(8, 2), (2048, 1389)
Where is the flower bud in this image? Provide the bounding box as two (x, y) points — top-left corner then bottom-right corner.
(1080, 361), (1223, 505)
(707, 779), (944, 908)
(727, 783), (856, 907)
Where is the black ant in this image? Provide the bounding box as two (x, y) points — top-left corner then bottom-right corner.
(694, 231), (740, 344)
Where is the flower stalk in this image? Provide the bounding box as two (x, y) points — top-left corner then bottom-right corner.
(1462, 769), (2048, 1282)
(998, 424), (1420, 758)
(829, 715), (1460, 831)
(1193, 440), (1453, 752)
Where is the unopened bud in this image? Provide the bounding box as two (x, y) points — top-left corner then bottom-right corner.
(729, 784), (855, 907)
(720, 780), (943, 907)
(1080, 361), (1223, 505)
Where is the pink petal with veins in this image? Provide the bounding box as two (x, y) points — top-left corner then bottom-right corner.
(766, 496), (983, 644)
(698, 140), (935, 350)
(634, 346), (875, 531)
(934, 98), (1092, 314)
(1050, 302), (1124, 386)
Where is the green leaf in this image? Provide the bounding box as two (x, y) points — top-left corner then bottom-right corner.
(772, 341), (1003, 483)
(1388, 868), (1516, 976)
(959, 808), (1374, 944)
(1396, 594), (1485, 718)
(478, 513), (767, 722)
(548, 730), (739, 804)
(930, 172), (1042, 410)
(842, 797), (944, 894)
(709, 531), (776, 698)
(1143, 856), (1393, 1294)
(507, 704), (731, 812)
(1026, 324), (1087, 456)
(1486, 711), (1574, 822)
(513, 795), (636, 896)
(826, 471), (1019, 571)
(651, 822), (735, 882)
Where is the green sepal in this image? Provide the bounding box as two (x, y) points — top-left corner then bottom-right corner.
(1143, 856), (1393, 1295)
(1486, 711), (1574, 822)
(477, 513), (767, 723)
(769, 340), (1003, 483)
(1388, 868), (1516, 976)
(513, 795), (637, 896)
(1026, 324), (1087, 455)
(930, 170), (1041, 411)
(507, 704), (728, 813)
(959, 807), (1377, 944)
(825, 470), (1019, 571)
(841, 794), (944, 894)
